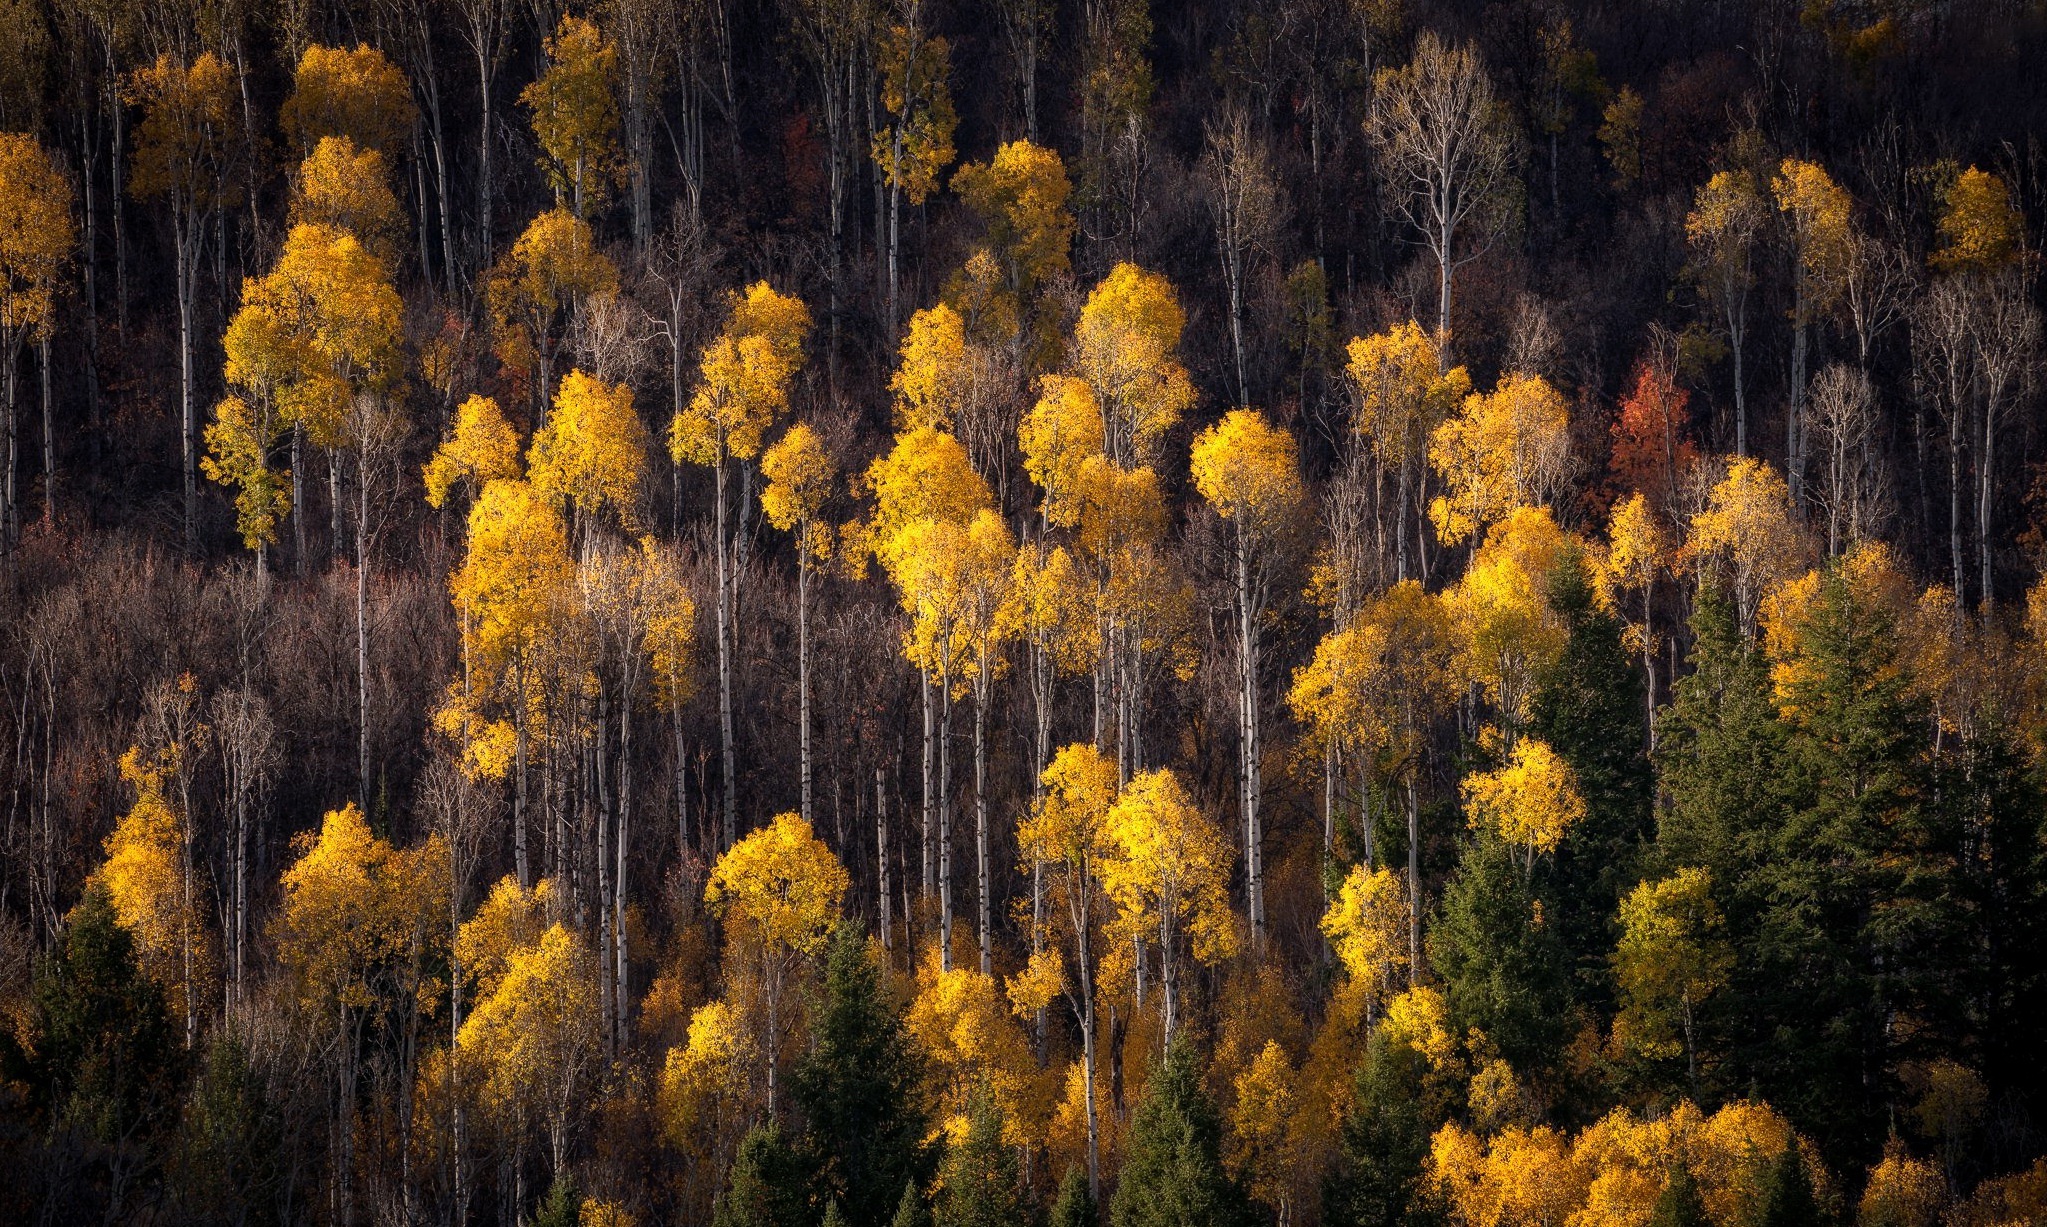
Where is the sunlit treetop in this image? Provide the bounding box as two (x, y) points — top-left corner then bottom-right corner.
(529, 368), (648, 531)
(704, 812), (849, 961)
(1021, 742), (1119, 867)
(1931, 166), (2024, 276)
(1771, 157), (1855, 301)
(0, 133), (75, 342)
(1428, 372), (1574, 546)
(278, 43), (416, 158)
(1019, 374), (1106, 528)
(1190, 408), (1304, 536)
(1446, 507), (1578, 725)
(1321, 864), (1410, 993)
(859, 425), (995, 581)
(1686, 456), (1811, 636)
(1345, 321), (1471, 466)
(425, 394), (524, 510)
(1604, 491), (1668, 596)
(127, 51), (239, 208)
(456, 875), (561, 1000)
(522, 15), (623, 215)
(1099, 767), (1239, 967)
(891, 303), (970, 433)
(1461, 736), (1586, 863)
(760, 421), (838, 561)
(1072, 263), (1195, 470)
(487, 207), (620, 377)
(291, 136), (404, 266)
(670, 282), (811, 467)
(872, 25), (957, 207)
(952, 139), (1075, 299)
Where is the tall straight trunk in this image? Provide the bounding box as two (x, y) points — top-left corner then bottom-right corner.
(616, 679), (632, 1048)
(176, 226), (198, 551)
(938, 641), (953, 971)
(1979, 397), (1997, 607)
(1949, 405), (1965, 601)
(357, 469), (372, 808)
(876, 769), (891, 949)
(1788, 303), (1808, 506)
(1729, 300), (1748, 456)
(798, 546), (812, 824)
(974, 674), (991, 976)
(1406, 776), (1420, 987)
(475, 48), (495, 269)
(39, 339), (53, 524)
(514, 676), (531, 886)
(921, 670), (934, 896)
(4, 348), (16, 550)
(596, 688), (613, 1060)
(1642, 582), (1656, 751)
(1237, 539), (1264, 949)
(292, 427), (307, 575)
(716, 452), (737, 847)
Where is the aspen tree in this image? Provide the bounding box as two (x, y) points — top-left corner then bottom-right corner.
(291, 136), (405, 266)
(1613, 868), (1730, 1088)
(761, 421), (836, 825)
(871, 12), (956, 334)
(1771, 159), (1853, 503)
(1345, 321), (1471, 581)
(1071, 263), (1194, 469)
(0, 134), (71, 546)
(423, 394), (522, 511)
(523, 16), (622, 218)
(1606, 492), (1669, 741)
(487, 208), (619, 418)
(1099, 767), (1236, 1046)
(1427, 372), (1574, 547)
(278, 43), (416, 157)
(1191, 409), (1303, 951)
(670, 282), (810, 848)
(1686, 169), (1767, 455)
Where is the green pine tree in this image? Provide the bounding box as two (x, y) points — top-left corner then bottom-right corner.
(1323, 1026), (1432, 1227)
(824, 1199), (851, 1227)
(532, 1173), (581, 1227)
(890, 1180), (929, 1227)
(716, 1124), (812, 1227)
(1754, 1144), (1821, 1227)
(1428, 830), (1572, 1076)
(1050, 1165), (1097, 1227)
(1530, 549), (1654, 993)
(1109, 1038), (1253, 1227)
(1646, 1164), (1709, 1227)
(792, 927), (932, 1227)
(933, 1090), (1025, 1227)
(172, 1034), (284, 1227)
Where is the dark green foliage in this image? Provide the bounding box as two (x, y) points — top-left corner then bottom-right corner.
(825, 1199), (851, 1227)
(792, 926), (932, 1227)
(1109, 1038), (1253, 1227)
(717, 1125), (813, 1227)
(1646, 1164), (1709, 1227)
(890, 1180), (930, 1227)
(1050, 1165), (1097, 1227)
(1754, 1144), (1822, 1227)
(533, 1173), (581, 1227)
(1324, 1026), (1432, 1227)
(1428, 831), (1572, 1076)
(171, 1035), (282, 1227)
(933, 1091), (1025, 1227)
(1531, 550), (1654, 994)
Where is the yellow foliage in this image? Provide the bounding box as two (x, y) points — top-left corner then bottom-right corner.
(1072, 263), (1196, 469)
(1429, 1120), (1587, 1227)
(291, 136), (403, 264)
(1428, 373), (1574, 546)
(1191, 408), (1304, 535)
(424, 394), (524, 510)
(1948, 1156), (2047, 1227)
(670, 282), (811, 467)
(908, 948), (1038, 1142)
(1020, 374), (1107, 527)
(487, 208), (620, 384)
(455, 875), (559, 1000)
(705, 812), (848, 961)
(1931, 167), (2023, 276)
(277, 804), (450, 1018)
(1759, 541), (1912, 722)
(891, 303), (971, 432)
(1612, 868), (1729, 1063)
(1346, 320), (1471, 467)
(861, 426), (996, 582)
(279, 43), (415, 156)
(872, 26), (957, 206)
(1013, 542), (1100, 679)
(529, 368), (648, 529)
(1772, 158), (1856, 310)
(455, 923), (601, 1126)
(1006, 946), (1065, 1019)
(128, 52), (238, 209)
(1100, 767), (1238, 973)
(1290, 579), (1460, 776)
(0, 133), (74, 344)
(522, 16), (622, 213)
(1858, 1139), (1944, 1227)
(952, 139), (1075, 299)
(1384, 985), (1457, 1072)
(1461, 738), (1586, 860)
(1604, 492), (1666, 595)
(202, 394), (293, 550)
(1687, 456), (1808, 635)
(96, 744), (213, 1018)
(448, 479), (574, 729)
(1229, 1040), (1301, 1220)
(1446, 508), (1577, 726)
(761, 421), (837, 559)
(1322, 865), (1410, 999)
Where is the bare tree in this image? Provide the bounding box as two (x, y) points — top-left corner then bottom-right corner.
(1970, 272), (2040, 606)
(1202, 106), (1283, 407)
(1912, 277), (1973, 600)
(1367, 31), (1516, 364)
(1805, 363), (1884, 556)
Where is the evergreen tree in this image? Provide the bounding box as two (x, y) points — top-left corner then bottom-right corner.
(1646, 1164), (1709, 1227)
(1050, 1165), (1098, 1227)
(1531, 550), (1653, 992)
(532, 1173), (581, 1227)
(792, 927), (932, 1227)
(172, 1035), (283, 1227)
(1110, 1039), (1254, 1227)
(890, 1181), (930, 1227)
(825, 1199), (852, 1227)
(934, 1091), (1025, 1227)
(1324, 1027), (1432, 1227)
(1428, 831), (1572, 1075)
(716, 1125), (812, 1227)
(1754, 1144), (1821, 1227)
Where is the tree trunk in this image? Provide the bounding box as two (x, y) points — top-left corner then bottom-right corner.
(975, 673), (991, 976)
(798, 546), (812, 824)
(938, 641), (953, 972)
(357, 465), (372, 810)
(716, 452), (737, 848)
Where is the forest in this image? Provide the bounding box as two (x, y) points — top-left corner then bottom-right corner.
(2, 0), (2047, 1222)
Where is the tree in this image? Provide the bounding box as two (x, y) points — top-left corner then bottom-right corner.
(1428, 830), (1572, 1074)
(1020, 742), (1118, 1197)
(1201, 108), (1281, 404)
(1930, 166), (2022, 277)
(762, 421), (837, 825)
(1647, 1164), (1710, 1227)
(1771, 158), (1854, 503)
(1460, 738), (1587, 872)
(791, 927), (932, 1227)
(1227, 1040), (1300, 1226)
(1427, 373), (1573, 546)
(1191, 408), (1302, 950)
(458, 922), (601, 1180)
(1344, 320), (1471, 580)
(488, 208), (620, 418)
(952, 139), (1075, 319)
(872, 18), (956, 334)
(1607, 492), (1669, 734)
(0, 134), (71, 546)
(523, 15), (622, 217)
(424, 395), (523, 511)
(1322, 865), (1411, 1009)
(96, 739), (213, 1050)
(1050, 1166), (1098, 1227)
(1614, 869), (1730, 1089)
(1859, 1139), (1943, 1227)
(714, 1124), (811, 1227)
(278, 43), (415, 157)
(1110, 1038), (1253, 1227)
(704, 812), (849, 1113)
(597, 0), (673, 249)
(1686, 168), (1767, 455)
(1325, 1025), (1431, 1227)
(290, 136), (405, 266)
(529, 367), (649, 541)
(1804, 363), (1882, 556)
(1607, 357), (1699, 515)
(933, 1091), (1025, 1227)
(671, 282), (811, 849)
(1686, 457), (1807, 638)
(1072, 263), (1195, 469)
(1367, 32), (1516, 359)
(128, 50), (236, 550)
(1100, 768), (1236, 1045)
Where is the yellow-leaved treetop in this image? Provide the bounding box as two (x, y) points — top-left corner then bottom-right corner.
(1020, 374), (1107, 528)
(1613, 867), (1731, 1083)
(1229, 1039), (1302, 1225)
(487, 207), (620, 415)
(1427, 371), (1574, 546)
(443, 479), (573, 884)
(702, 811), (847, 1113)
(1931, 166), (2024, 277)
(1771, 157), (1854, 498)
(1461, 736), (1587, 870)
(1446, 506), (1576, 729)
(522, 15), (622, 217)
(424, 394), (523, 511)
(97, 740), (214, 1048)
(278, 43), (416, 157)
(1019, 741), (1118, 1193)
(761, 421), (836, 825)
(672, 282), (810, 849)
(0, 132), (73, 540)
(290, 136), (405, 266)
(872, 22), (957, 330)
(1346, 320), (1472, 580)
(907, 949), (1036, 1145)
(457, 921), (601, 1179)
(1191, 408), (1303, 950)
(1858, 1138), (1945, 1227)
(1687, 456), (1808, 637)
(1605, 491), (1669, 737)
(952, 138), (1076, 311)
(529, 367), (647, 538)
(1687, 167), (1767, 454)
(1100, 766), (1236, 1045)
(890, 303), (971, 433)
(1321, 864), (1411, 1011)
(1072, 263), (1196, 469)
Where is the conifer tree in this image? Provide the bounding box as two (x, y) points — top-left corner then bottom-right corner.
(1110, 1039), (1253, 1227)
(1428, 831), (1572, 1074)
(1051, 1166), (1098, 1227)
(933, 1091), (1025, 1227)
(1647, 1164), (1710, 1227)
(716, 1125), (810, 1227)
(1325, 1027), (1430, 1227)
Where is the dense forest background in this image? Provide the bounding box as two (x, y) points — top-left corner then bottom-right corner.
(3, 0), (2047, 1223)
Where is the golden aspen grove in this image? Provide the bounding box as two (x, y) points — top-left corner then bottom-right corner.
(7, 2), (2047, 1226)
